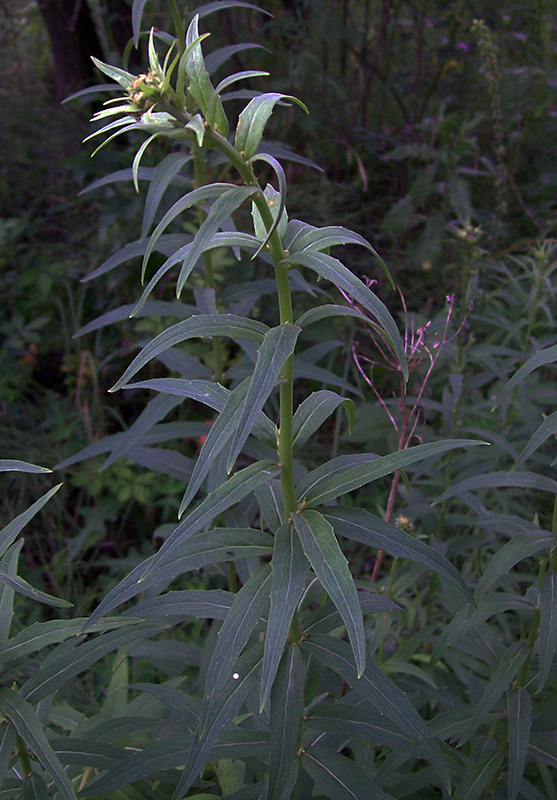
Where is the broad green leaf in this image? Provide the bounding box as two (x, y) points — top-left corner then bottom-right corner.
(261, 525), (307, 709)
(293, 390), (354, 449)
(287, 224), (393, 287)
(493, 344), (557, 408)
(91, 57), (135, 88)
(0, 542), (21, 642)
(102, 394), (183, 469)
(209, 70), (268, 130)
(110, 314), (268, 391)
(0, 460), (50, 474)
(474, 536), (552, 595)
(435, 470), (557, 504)
(324, 506), (472, 601)
(293, 512), (365, 677)
(0, 563), (72, 609)
(174, 644), (263, 800)
(302, 747), (394, 800)
(303, 636), (449, 791)
(538, 571), (557, 692)
(129, 588), (234, 621)
(513, 410), (557, 470)
(141, 183), (234, 281)
(452, 751), (504, 800)
(0, 484), (61, 558)
(298, 439), (484, 506)
(0, 688), (75, 800)
(202, 566), (271, 728)
(185, 15), (228, 134)
(185, 112), (206, 146)
(235, 93), (308, 159)
(86, 528), (273, 626)
(285, 250), (407, 378)
(459, 642), (529, 746)
(227, 324), (301, 472)
(268, 647), (306, 800)
(508, 688), (532, 800)
(141, 152), (192, 236)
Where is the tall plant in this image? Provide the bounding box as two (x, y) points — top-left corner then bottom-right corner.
(2, 3), (489, 798)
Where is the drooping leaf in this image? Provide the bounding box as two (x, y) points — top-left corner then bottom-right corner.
(302, 747), (394, 800)
(227, 324), (301, 472)
(324, 506), (472, 601)
(0, 484), (61, 558)
(235, 93), (308, 159)
(292, 390), (354, 449)
(141, 153), (192, 236)
(0, 460), (50, 474)
(507, 688), (532, 800)
(513, 411), (557, 470)
(435, 470), (557, 504)
(295, 303), (372, 330)
(285, 250), (407, 378)
(91, 57), (135, 88)
(110, 314), (268, 391)
(293, 512), (365, 677)
(0, 566), (72, 609)
(538, 571), (557, 692)
(249, 155), (288, 255)
(267, 647), (306, 800)
(474, 535), (553, 595)
(0, 542), (22, 642)
(202, 565), (271, 728)
(261, 525), (307, 709)
(493, 344), (557, 409)
(0, 688), (75, 800)
(303, 636), (449, 791)
(81, 234), (190, 284)
(298, 439), (485, 507)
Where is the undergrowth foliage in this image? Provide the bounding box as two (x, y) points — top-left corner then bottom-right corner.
(0, 3), (555, 799)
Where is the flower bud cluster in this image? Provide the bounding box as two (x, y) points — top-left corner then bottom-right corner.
(127, 71), (165, 119)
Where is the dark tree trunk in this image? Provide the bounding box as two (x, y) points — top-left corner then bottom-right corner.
(38, 0), (104, 102)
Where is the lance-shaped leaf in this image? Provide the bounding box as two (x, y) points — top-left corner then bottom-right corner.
(249, 155), (288, 256)
(128, 589), (234, 621)
(228, 324), (301, 472)
(286, 250), (407, 378)
(85, 528), (273, 626)
(0, 542), (21, 643)
(81, 234), (190, 284)
(201, 565), (271, 730)
(174, 644), (263, 800)
(435, 470), (557, 505)
(0, 688), (75, 800)
(538, 571), (557, 692)
(324, 506), (472, 601)
(293, 511), (365, 677)
(507, 688), (532, 800)
(0, 459), (51, 474)
(0, 564), (72, 609)
(141, 152), (192, 236)
(91, 56), (135, 88)
(492, 343), (557, 409)
(0, 484), (61, 558)
(185, 15), (228, 134)
(513, 410), (557, 470)
(293, 390), (354, 449)
(110, 314), (268, 391)
(474, 536), (552, 595)
(303, 636), (450, 791)
(261, 525), (307, 709)
(295, 303), (374, 331)
(235, 93), (308, 159)
(459, 642), (529, 746)
(299, 439), (484, 507)
(302, 747), (394, 800)
(267, 646), (306, 800)
(452, 751), (504, 800)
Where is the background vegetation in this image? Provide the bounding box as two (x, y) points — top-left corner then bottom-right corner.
(0, 1), (555, 798)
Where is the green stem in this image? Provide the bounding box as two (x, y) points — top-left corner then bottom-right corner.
(168, 0), (185, 57)
(16, 734), (32, 778)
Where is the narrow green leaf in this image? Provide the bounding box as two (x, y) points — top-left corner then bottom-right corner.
(299, 439), (484, 507)
(23, 772), (50, 800)
(185, 112), (206, 145)
(185, 15), (228, 134)
(194, 0), (272, 22)
(0, 460), (50, 474)
(268, 647), (306, 800)
(141, 152), (192, 237)
(0, 688), (75, 800)
(452, 751), (504, 800)
(131, 133), (157, 192)
(303, 635), (449, 791)
(235, 93), (308, 159)
(202, 565), (271, 728)
(538, 571), (557, 692)
(285, 250), (407, 379)
(176, 186), (259, 297)
(81, 233), (190, 283)
(293, 390), (354, 449)
(91, 56), (135, 88)
(529, 732), (557, 768)
(513, 411), (557, 470)
(129, 588), (234, 621)
(261, 525), (308, 709)
(0, 566), (72, 609)
(86, 528), (273, 626)
(302, 747), (394, 800)
(294, 512), (365, 676)
(459, 642), (529, 746)
(249, 155), (288, 255)
(493, 344), (557, 409)
(435, 470), (557, 504)
(0, 484), (61, 558)
(295, 303), (372, 329)
(0, 542), (21, 642)
(131, 0), (149, 47)
(508, 688), (532, 800)
(110, 314), (268, 391)
(227, 324), (301, 472)
(474, 536), (552, 595)
(324, 506), (472, 601)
